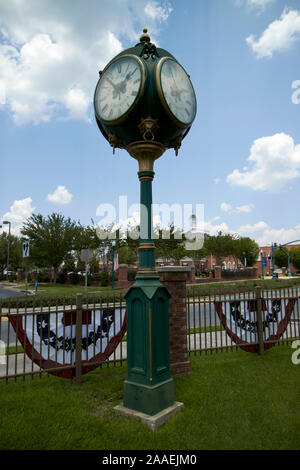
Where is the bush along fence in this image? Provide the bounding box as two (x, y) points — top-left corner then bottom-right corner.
(0, 279), (299, 384)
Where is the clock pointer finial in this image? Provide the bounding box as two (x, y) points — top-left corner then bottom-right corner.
(140, 28), (151, 43)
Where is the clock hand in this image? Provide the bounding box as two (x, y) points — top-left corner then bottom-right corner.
(105, 75), (119, 92)
(118, 70), (136, 94)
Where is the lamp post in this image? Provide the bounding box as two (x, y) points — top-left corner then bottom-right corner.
(261, 250), (264, 280)
(3, 220), (11, 281)
(272, 243), (277, 279)
(111, 240), (116, 290)
(243, 251), (247, 268)
(93, 29), (196, 418)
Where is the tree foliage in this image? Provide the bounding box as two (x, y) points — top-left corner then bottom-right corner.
(0, 232), (23, 273)
(290, 247), (300, 271)
(21, 213), (79, 281)
(274, 249), (288, 269)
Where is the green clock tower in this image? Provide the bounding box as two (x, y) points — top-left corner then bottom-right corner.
(94, 29), (197, 419)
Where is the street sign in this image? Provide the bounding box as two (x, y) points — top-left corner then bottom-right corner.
(22, 241), (30, 258)
(80, 249), (92, 264)
(263, 257), (267, 267)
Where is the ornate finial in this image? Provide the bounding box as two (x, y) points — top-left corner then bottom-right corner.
(140, 28), (151, 43)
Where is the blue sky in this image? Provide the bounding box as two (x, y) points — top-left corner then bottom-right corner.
(0, 0), (300, 246)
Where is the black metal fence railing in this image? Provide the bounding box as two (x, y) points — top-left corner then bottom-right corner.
(1, 287), (299, 384)
(0, 294), (126, 384)
(187, 286), (300, 355)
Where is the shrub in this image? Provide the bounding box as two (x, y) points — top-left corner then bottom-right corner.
(56, 272), (65, 284)
(36, 272), (51, 283)
(100, 271), (109, 287)
(69, 272), (80, 285)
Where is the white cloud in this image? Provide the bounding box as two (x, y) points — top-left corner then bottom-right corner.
(220, 202), (254, 214)
(238, 221), (269, 233)
(227, 133), (300, 192)
(1, 197), (35, 235)
(204, 219), (232, 235)
(255, 224), (300, 246)
(220, 202), (232, 213)
(235, 204), (254, 213)
(47, 185), (73, 205)
(0, 0), (172, 125)
(247, 9), (300, 59)
(144, 1), (173, 22)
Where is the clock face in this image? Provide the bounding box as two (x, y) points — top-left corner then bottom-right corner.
(94, 55), (145, 124)
(157, 58), (196, 127)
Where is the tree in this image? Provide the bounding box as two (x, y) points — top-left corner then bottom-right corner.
(290, 247), (300, 271)
(0, 232), (23, 273)
(154, 223), (186, 262)
(187, 244), (210, 274)
(117, 245), (137, 265)
(204, 231), (238, 266)
(274, 249), (288, 269)
(233, 237), (260, 267)
(21, 213), (79, 282)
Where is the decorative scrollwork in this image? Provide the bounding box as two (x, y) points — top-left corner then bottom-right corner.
(140, 42), (158, 61)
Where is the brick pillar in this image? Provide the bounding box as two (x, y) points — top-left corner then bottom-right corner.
(214, 266), (221, 281)
(157, 266), (191, 378)
(117, 264), (131, 289)
(253, 267), (259, 279)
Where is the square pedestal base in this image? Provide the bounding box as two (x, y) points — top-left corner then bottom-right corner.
(114, 401), (184, 431)
(123, 378), (174, 416)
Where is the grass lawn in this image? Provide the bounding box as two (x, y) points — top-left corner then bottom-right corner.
(188, 278), (300, 296)
(14, 283), (124, 297)
(0, 345), (299, 450)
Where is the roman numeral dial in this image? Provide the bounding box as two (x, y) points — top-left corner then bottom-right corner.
(157, 57), (196, 127)
(94, 55), (145, 123)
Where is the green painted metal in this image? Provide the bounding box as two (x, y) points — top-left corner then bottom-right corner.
(123, 164), (174, 415)
(124, 279), (173, 415)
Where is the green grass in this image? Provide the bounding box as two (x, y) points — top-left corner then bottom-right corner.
(0, 345), (299, 450)
(187, 278), (300, 296)
(188, 325), (224, 334)
(14, 283), (124, 296)
(5, 345), (24, 355)
(0, 283), (126, 308)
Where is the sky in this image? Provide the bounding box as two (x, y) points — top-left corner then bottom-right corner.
(0, 0), (300, 247)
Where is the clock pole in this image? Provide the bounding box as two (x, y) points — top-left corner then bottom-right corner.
(122, 140), (175, 416)
(94, 29), (196, 423)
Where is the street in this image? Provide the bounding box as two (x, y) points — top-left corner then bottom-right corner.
(0, 284), (26, 299)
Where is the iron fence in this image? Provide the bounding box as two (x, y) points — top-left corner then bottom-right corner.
(0, 286), (299, 384)
(0, 294), (126, 384)
(187, 286), (300, 355)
